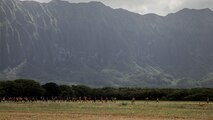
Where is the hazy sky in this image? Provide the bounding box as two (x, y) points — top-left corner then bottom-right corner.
(22, 0), (213, 16)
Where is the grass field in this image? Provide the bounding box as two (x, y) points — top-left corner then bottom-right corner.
(0, 101), (212, 120)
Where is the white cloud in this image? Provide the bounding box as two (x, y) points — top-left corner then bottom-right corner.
(21, 0), (213, 15)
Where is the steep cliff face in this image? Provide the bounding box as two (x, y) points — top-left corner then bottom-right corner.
(0, 0), (213, 87)
(0, 0), (57, 69)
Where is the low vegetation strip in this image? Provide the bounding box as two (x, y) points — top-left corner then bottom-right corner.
(0, 79), (213, 101)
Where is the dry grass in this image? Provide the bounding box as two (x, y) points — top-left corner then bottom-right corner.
(0, 112), (197, 120)
(0, 101), (212, 120)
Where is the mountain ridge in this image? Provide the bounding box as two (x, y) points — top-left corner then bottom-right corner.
(0, 0), (213, 87)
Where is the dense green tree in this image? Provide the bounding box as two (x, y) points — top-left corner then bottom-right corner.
(14, 79), (44, 97)
(0, 80), (213, 101)
(102, 87), (118, 97)
(0, 81), (17, 97)
(42, 82), (61, 97)
(59, 85), (74, 97)
(72, 85), (92, 97)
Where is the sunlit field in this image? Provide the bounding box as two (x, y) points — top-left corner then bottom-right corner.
(0, 101), (212, 120)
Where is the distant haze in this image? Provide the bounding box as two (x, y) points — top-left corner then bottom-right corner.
(22, 0), (213, 15)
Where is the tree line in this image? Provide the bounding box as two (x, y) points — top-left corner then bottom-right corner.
(0, 79), (212, 101)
